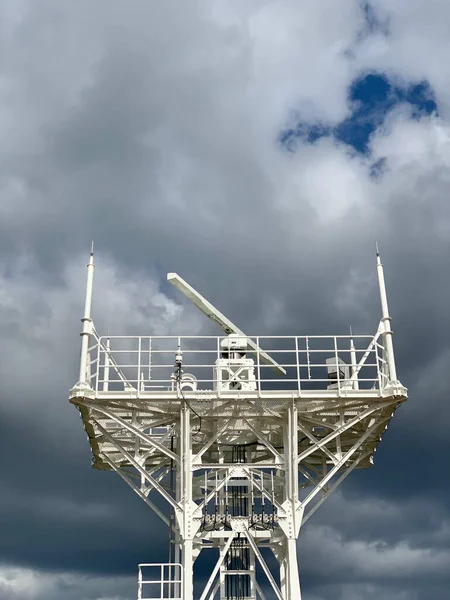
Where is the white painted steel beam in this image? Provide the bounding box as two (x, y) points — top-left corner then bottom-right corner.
(80, 401), (179, 463)
(102, 455), (170, 526)
(245, 530), (284, 600)
(199, 534), (236, 600)
(296, 401), (397, 464)
(95, 423), (179, 511)
(302, 449), (371, 525)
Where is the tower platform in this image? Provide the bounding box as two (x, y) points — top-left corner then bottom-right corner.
(70, 332), (407, 600)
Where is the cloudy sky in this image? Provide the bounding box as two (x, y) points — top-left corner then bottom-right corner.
(1, 1), (449, 598)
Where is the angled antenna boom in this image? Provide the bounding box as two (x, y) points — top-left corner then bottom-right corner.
(167, 273), (286, 375)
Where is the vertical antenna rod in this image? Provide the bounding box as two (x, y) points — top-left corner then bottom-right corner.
(78, 242), (95, 384)
(376, 246), (397, 382)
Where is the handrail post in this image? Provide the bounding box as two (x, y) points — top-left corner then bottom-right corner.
(349, 330), (359, 390)
(103, 338), (110, 392)
(137, 336), (142, 398)
(138, 564), (142, 600)
(256, 336), (261, 396)
(333, 336), (340, 393)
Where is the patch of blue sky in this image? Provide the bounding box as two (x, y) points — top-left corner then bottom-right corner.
(280, 74), (438, 155)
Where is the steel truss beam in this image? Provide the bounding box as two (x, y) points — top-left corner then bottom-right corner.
(71, 393), (404, 600)
(81, 401), (179, 463)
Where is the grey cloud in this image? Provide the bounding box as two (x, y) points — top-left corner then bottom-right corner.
(0, 1), (449, 599)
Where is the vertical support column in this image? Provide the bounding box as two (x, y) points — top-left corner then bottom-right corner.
(174, 465), (181, 600)
(282, 404), (302, 600)
(287, 404), (299, 510)
(180, 402), (194, 600)
(78, 243), (95, 385)
(285, 538), (301, 600)
(249, 549), (256, 599)
(376, 249), (398, 382)
(217, 446), (226, 600)
(278, 548), (288, 600)
(219, 541), (226, 600)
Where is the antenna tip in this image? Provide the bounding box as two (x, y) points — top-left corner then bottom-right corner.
(90, 241), (94, 256)
(349, 325), (353, 337)
(375, 241), (379, 256)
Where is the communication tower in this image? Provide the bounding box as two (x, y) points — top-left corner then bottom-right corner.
(69, 249), (407, 599)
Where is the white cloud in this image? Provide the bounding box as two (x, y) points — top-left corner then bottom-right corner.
(298, 488), (450, 598)
(302, 522), (450, 579)
(244, 0), (365, 125)
(283, 137), (373, 222)
(0, 252), (203, 418)
(0, 565), (133, 600)
(357, 0), (450, 115)
(371, 109), (450, 173)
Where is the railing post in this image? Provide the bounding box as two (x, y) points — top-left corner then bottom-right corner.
(137, 336), (142, 398)
(256, 336), (261, 396)
(295, 337), (301, 395)
(333, 337), (340, 393)
(349, 330), (359, 390)
(306, 337), (311, 380)
(148, 336), (152, 383)
(216, 337), (220, 397)
(374, 339), (383, 391)
(103, 338), (110, 392)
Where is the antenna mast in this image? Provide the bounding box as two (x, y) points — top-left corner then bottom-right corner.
(376, 247), (398, 382)
(78, 242), (95, 385)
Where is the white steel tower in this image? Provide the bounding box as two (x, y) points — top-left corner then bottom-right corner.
(69, 250), (407, 599)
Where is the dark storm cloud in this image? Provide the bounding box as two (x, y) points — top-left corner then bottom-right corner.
(1, 1), (450, 599)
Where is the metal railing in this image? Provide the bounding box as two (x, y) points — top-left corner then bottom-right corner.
(137, 563), (183, 600)
(84, 332), (390, 396)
